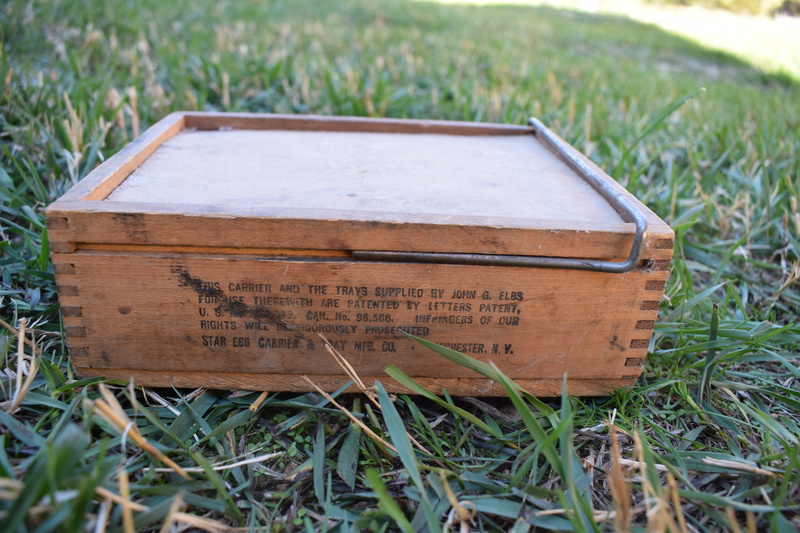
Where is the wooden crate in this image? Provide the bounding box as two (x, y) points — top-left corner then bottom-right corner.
(47, 112), (673, 396)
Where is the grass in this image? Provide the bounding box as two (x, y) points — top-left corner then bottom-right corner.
(435, 0), (800, 81)
(1, 0), (799, 530)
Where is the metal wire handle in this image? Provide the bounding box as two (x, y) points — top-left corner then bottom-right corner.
(353, 118), (647, 273)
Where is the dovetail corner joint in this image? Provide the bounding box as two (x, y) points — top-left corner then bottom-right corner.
(64, 326), (87, 338)
(50, 242), (76, 253)
(645, 280), (667, 291)
(46, 217), (70, 229)
(56, 285), (79, 297)
(630, 339), (650, 349)
(54, 263), (76, 275)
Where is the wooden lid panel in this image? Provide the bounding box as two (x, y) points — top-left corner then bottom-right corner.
(105, 129), (623, 224)
(48, 112), (673, 261)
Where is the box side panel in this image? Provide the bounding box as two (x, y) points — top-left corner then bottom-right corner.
(46, 207), (638, 260)
(56, 236), (671, 395)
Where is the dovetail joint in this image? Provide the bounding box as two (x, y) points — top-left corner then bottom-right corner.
(640, 300), (660, 311)
(54, 263), (76, 275)
(50, 242), (76, 253)
(46, 217), (70, 229)
(65, 326), (87, 338)
(651, 259), (671, 271)
(57, 285), (79, 297)
(630, 339), (649, 349)
(639, 259), (671, 271)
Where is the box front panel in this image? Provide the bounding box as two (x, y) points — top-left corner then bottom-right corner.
(55, 251), (668, 392)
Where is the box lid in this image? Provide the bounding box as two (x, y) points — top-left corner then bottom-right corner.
(47, 112), (671, 271)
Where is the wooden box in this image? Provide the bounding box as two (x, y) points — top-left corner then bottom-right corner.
(47, 112), (672, 396)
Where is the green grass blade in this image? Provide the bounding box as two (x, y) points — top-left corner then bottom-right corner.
(558, 380), (597, 532)
(128, 494), (183, 532)
(165, 391), (218, 444)
(375, 381), (441, 532)
(0, 436), (14, 478)
(187, 449), (245, 524)
(197, 408), (257, 445)
(336, 422), (360, 490)
(404, 334), (555, 417)
(489, 363), (564, 479)
(757, 347), (800, 378)
(336, 397), (361, 490)
(365, 468), (415, 533)
(696, 303), (720, 404)
(123, 395), (191, 451)
(313, 419), (326, 505)
(384, 364), (502, 437)
(0, 409), (46, 448)
(612, 88), (706, 179)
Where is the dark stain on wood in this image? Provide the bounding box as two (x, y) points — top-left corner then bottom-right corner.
(171, 265), (290, 329)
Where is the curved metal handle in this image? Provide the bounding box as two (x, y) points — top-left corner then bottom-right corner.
(353, 118), (647, 273)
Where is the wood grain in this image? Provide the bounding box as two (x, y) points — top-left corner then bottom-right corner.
(183, 111), (533, 136)
(57, 251), (667, 388)
(47, 204), (671, 260)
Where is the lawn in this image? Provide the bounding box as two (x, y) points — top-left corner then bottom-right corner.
(1, 0), (799, 531)
(435, 0), (800, 81)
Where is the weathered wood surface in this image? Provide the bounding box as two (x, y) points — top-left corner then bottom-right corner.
(105, 129), (621, 222)
(183, 112), (533, 136)
(47, 112), (674, 396)
(47, 204), (670, 260)
(58, 370), (640, 398)
(54, 250), (669, 395)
